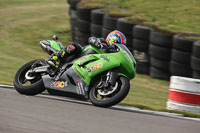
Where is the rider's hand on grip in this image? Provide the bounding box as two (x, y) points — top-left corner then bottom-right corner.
(88, 37), (98, 46)
(58, 49), (66, 58)
(98, 43), (107, 49)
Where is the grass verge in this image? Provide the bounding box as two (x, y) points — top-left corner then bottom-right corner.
(80, 0), (200, 34)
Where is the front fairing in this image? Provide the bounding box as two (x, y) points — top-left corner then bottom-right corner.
(115, 44), (136, 79)
(72, 44), (136, 85)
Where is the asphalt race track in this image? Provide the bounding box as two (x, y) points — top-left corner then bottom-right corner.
(0, 87), (199, 133)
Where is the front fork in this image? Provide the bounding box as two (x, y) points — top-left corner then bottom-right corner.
(97, 71), (119, 89)
(30, 60), (56, 77)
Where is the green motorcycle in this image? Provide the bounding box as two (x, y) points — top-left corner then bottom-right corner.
(14, 40), (136, 107)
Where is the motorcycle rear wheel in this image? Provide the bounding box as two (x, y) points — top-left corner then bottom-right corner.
(14, 60), (46, 95)
(89, 76), (130, 107)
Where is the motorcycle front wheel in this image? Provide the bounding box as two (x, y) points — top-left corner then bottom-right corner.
(14, 60), (46, 95)
(89, 76), (130, 107)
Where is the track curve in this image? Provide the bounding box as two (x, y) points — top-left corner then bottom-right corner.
(0, 88), (199, 133)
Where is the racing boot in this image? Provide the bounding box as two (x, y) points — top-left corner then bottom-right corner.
(46, 55), (58, 68)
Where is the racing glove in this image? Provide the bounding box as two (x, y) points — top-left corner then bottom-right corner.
(47, 44), (76, 67)
(88, 37), (108, 49)
(54, 44), (76, 60)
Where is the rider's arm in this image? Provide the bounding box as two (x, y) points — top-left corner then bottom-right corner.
(88, 37), (118, 53)
(57, 43), (83, 59)
(88, 37), (108, 49)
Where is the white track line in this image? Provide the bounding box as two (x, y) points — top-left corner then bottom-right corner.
(1, 84), (200, 122)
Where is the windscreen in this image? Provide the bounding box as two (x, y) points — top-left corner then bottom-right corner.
(116, 44), (136, 63)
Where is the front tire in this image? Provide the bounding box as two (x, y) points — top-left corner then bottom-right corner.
(14, 60), (46, 95)
(89, 76), (130, 107)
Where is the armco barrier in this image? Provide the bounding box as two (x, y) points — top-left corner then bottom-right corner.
(167, 76), (200, 113)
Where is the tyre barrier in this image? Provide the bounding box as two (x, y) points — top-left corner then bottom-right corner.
(193, 70), (200, 79)
(132, 25), (151, 75)
(133, 25), (151, 42)
(170, 61), (192, 77)
(90, 9), (105, 38)
(75, 5), (95, 45)
(102, 15), (120, 40)
(67, 0), (81, 10)
(170, 33), (200, 78)
(67, 1), (200, 80)
(116, 18), (136, 47)
(149, 44), (171, 80)
(167, 76), (200, 113)
(69, 8), (78, 41)
(103, 14), (118, 30)
(149, 31), (173, 80)
(193, 41), (200, 58)
(133, 50), (150, 75)
(173, 33), (200, 52)
(192, 41), (200, 79)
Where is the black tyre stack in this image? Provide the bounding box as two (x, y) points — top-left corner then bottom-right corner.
(132, 25), (151, 74)
(68, 0), (81, 42)
(192, 40), (200, 79)
(149, 31), (173, 80)
(68, 0), (81, 11)
(171, 34), (199, 77)
(75, 5), (95, 45)
(116, 18), (136, 51)
(90, 9), (105, 38)
(67, 2), (200, 81)
(102, 15), (120, 38)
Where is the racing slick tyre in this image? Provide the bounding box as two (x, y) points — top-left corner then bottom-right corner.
(89, 76), (130, 107)
(14, 60), (46, 95)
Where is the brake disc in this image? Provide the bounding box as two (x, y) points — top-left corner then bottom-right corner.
(98, 82), (118, 96)
(25, 70), (36, 80)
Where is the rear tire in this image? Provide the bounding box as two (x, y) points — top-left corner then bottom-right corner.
(14, 60), (46, 95)
(89, 76), (130, 107)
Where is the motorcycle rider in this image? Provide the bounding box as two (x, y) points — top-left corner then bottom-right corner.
(40, 30), (127, 67)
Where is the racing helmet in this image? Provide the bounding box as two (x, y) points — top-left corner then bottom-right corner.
(106, 30), (127, 49)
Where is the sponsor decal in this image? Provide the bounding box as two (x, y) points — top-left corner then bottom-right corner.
(100, 55), (110, 62)
(87, 62), (103, 72)
(76, 87), (80, 95)
(50, 81), (67, 88)
(76, 78), (85, 95)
